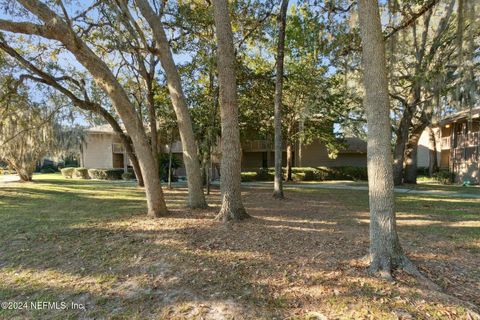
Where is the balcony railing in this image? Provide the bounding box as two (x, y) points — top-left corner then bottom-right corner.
(442, 132), (480, 150)
(455, 132), (480, 148)
(242, 140), (269, 151)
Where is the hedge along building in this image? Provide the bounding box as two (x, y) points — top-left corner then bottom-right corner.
(417, 107), (480, 183)
(80, 124), (186, 175)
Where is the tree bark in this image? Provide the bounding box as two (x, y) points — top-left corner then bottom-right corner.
(404, 125), (427, 184)
(4, 0), (167, 217)
(146, 77), (158, 158)
(358, 0), (409, 278)
(14, 164), (33, 182)
(392, 111), (412, 185)
(286, 142), (293, 181)
(404, 143), (419, 184)
(286, 122), (293, 181)
(168, 142), (173, 190)
(298, 119), (304, 167)
(273, 0), (288, 199)
(212, 0), (249, 221)
(135, 0), (207, 209)
(428, 127), (438, 177)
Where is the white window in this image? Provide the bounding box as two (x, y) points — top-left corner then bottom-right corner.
(112, 143), (125, 154)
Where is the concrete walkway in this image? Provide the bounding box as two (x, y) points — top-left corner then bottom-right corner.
(2, 173), (479, 199)
(0, 174), (20, 184)
(227, 181), (480, 199)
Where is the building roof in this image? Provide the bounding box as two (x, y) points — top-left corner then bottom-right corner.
(438, 107), (480, 126)
(85, 124), (119, 134)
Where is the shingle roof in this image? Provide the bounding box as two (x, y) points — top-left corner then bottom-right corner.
(438, 107), (480, 126)
(85, 124), (117, 134)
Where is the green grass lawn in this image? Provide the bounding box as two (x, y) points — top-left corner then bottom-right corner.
(0, 174), (478, 319)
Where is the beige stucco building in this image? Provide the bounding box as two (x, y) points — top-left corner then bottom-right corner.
(80, 125), (130, 170)
(80, 124), (185, 173)
(81, 124), (367, 178)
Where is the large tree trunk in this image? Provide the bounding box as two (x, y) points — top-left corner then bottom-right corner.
(298, 119), (304, 167)
(392, 113), (411, 185)
(273, 0), (289, 199)
(206, 70), (218, 195)
(358, 0), (409, 279)
(135, 0), (207, 209)
(404, 143), (419, 184)
(12, 162), (34, 182)
(68, 47), (166, 217)
(7, 0), (168, 217)
(404, 125), (427, 184)
(285, 123), (293, 181)
(428, 127), (439, 177)
(146, 78), (158, 158)
(286, 142), (293, 181)
(168, 141), (173, 190)
(212, 0), (249, 221)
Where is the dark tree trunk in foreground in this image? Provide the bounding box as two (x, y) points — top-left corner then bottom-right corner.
(358, 0), (419, 280)
(428, 127), (438, 177)
(286, 141), (293, 181)
(14, 164), (33, 182)
(392, 113), (411, 185)
(212, 0), (249, 221)
(404, 125), (427, 184)
(273, 0), (289, 199)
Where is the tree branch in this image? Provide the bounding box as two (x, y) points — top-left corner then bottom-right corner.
(385, 0), (439, 40)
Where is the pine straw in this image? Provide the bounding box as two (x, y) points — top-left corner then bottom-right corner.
(0, 176), (478, 319)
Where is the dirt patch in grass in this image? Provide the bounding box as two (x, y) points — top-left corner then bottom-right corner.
(0, 175), (479, 319)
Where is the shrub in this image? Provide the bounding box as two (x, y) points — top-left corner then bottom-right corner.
(290, 167), (326, 181)
(88, 168), (124, 180)
(330, 166), (368, 181)
(417, 167), (429, 177)
(433, 169), (453, 184)
(73, 167), (89, 179)
(88, 169), (107, 180)
(240, 166), (368, 182)
(61, 167), (75, 178)
(105, 169), (125, 180)
(39, 164), (58, 173)
(158, 153), (182, 182)
(241, 172), (256, 182)
(122, 171), (135, 180)
(64, 156), (79, 168)
(291, 172), (305, 181)
(303, 168), (322, 181)
(255, 167), (274, 181)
